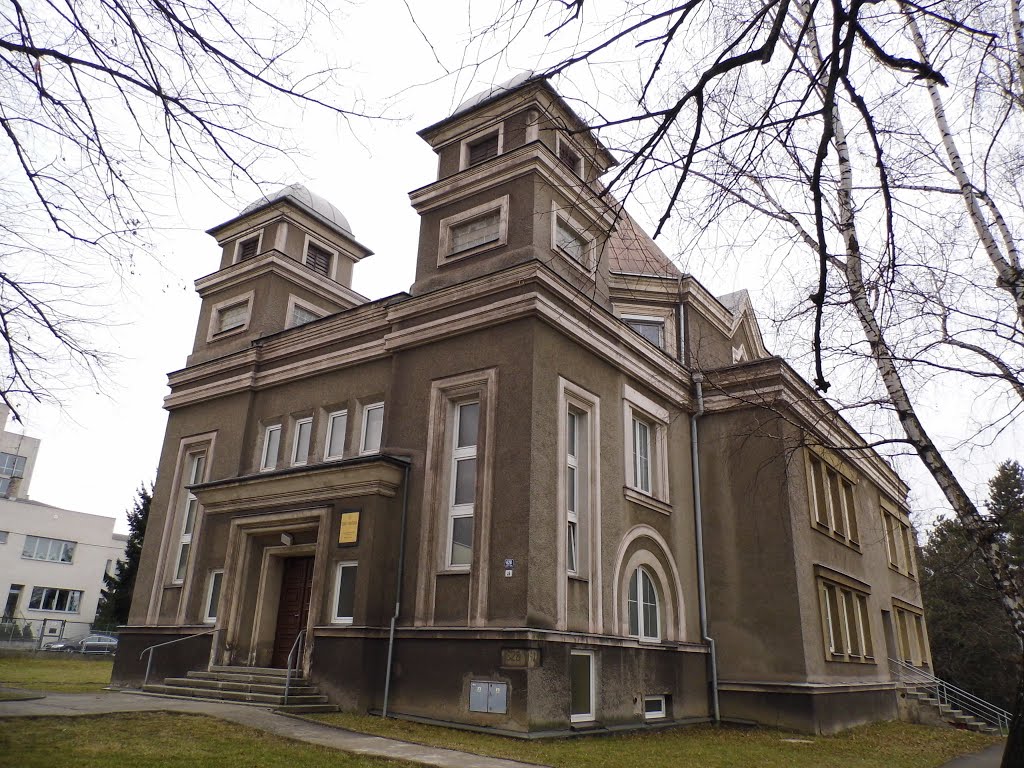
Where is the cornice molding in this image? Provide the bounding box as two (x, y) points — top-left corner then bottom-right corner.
(195, 249), (368, 308)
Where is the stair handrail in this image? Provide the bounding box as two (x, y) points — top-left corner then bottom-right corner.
(140, 629), (216, 688)
(284, 629), (306, 705)
(889, 657), (1011, 734)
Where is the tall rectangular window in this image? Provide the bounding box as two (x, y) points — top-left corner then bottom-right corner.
(447, 401), (479, 569)
(333, 562), (358, 624)
(174, 452), (205, 583)
(324, 410), (347, 460)
(569, 650), (595, 722)
(818, 576), (873, 663)
(882, 504), (916, 577)
(807, 452), (859, 545)
(260, 425), (281, 471)
(204, 570), (223, 624)
(360, 403), (384, 454)
(632, 417), (652, 494)
(567, 410), (580, 575)
(555, 217), (588, 264)
(305, 241), (333, 277)
(291, 418), (312, 466)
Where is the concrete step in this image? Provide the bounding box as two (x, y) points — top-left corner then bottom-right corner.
(187, 670), (309, 686)
(142, 684), (327, 706)
(164, 677), (319, 696)
(210, 665), (293, 677)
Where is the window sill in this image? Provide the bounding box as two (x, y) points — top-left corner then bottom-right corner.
(438, 568), (471, 576)
(21, 557), (73, 564)
(826, 655), (877, 664)
(441, 239), (505, 266)
(888, 564), (917, 580)
(624, 487), (672, 515)
(331, 618), (354, 625)
(210, 325), (248, 341)
(812, 523), (861, 552)
(26, 609), (80, 615)
(568, 574), (589, 584)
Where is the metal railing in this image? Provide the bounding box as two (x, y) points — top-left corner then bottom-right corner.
(283, 629), (306, 704)
(140, 629), (215, 687)
(890, 657), (1012, 735)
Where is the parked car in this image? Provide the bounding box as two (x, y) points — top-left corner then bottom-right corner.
(42, 638), (80, 653)
(42, 634), (117, 654)
(79, 634), (117, 654)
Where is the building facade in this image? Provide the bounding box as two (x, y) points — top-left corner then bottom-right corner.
(112, 76), (930, 734)
(0, 405), (127, 631)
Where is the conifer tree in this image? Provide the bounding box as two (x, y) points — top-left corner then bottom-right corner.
(95, 484), (151, 629)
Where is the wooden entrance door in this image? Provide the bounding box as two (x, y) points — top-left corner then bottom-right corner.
(271, 556), (314, 668)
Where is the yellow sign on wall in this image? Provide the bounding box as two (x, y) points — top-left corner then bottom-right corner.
(339, 511), (360, 545)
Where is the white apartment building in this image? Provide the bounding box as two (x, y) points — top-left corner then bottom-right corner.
(0, 406), (126, 629)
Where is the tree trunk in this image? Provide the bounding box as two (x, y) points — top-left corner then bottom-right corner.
(1001, 650), (1024, 768)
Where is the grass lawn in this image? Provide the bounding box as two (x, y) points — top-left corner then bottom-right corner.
(310, 713), (1003, 768)
(0, 654), (113, 693)
(0, 712), (407, 768)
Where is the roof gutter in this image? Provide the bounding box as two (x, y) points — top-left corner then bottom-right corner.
(690, 372), (720, 722)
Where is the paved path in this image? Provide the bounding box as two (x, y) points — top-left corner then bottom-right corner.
(0, 689), (540, 768)
(939, 744), (1006, 768)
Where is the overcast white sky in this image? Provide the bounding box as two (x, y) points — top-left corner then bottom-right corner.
(11, 0), (1021, 534)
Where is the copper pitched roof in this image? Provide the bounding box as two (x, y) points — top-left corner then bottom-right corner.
(605, 212), (682, 278)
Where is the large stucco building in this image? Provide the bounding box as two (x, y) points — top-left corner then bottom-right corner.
(112, 76), (930, 734)
(0, 406), (127, 630)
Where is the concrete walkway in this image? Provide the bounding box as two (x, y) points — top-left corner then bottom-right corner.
(939, 744), (1006, 768)
(0, 689), (540, 768)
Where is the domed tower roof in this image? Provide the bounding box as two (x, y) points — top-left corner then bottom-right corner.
(241, 183), (354, 238)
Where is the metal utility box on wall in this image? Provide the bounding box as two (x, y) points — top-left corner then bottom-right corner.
(469, 681), (508, 714)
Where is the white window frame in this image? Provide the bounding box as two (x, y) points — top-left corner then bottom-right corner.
(622, 385), (671, 505)
(459, 124), (504, 170)
(27, 586), (82, 614)
(232, 230), (263, 263)
(207, 290), (255, 342)
(550, 202), (597, 273)
(566, 409), (580, 576)
(260, 425), (282, 471)
(291, 417), (313, 466)
(806, 451), (860, 546)
(555, 133), (583, 176)
(569, 649), (596, 723)
(203, 569), (223, 624)
(881, 499), (916, 577)
(302, 233), (338, 280)
(623, 315), (666, 351)
(817, 572), (874, 663)
(446, 400), (480, 570)
(359, 403), (385, 455)
(332, 561), (358, 624)
(324, 410), (348, 461)
(285, 295), (326, 329)
(438, 196), (510, 265)
(173, 451), (206, 584)
(643, 695), (667, 720)
(732, 344), (748, 363)
(22, 535), (76, 564)
(628, 565), (662, 642)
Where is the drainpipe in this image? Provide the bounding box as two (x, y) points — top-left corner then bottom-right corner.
(382, 457), (412, 718)
(690, 372), (720, 722)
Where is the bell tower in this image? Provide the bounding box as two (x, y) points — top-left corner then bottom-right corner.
(409, 74), (619, 305)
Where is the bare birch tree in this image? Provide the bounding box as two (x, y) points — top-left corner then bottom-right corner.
(472, 0), (1024, 761)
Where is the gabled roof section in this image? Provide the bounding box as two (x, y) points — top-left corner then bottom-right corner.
(715, 288), (769, 358)
(606, 212), (682, 278)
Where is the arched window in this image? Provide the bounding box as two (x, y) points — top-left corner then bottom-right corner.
(628, 566), (660, 641)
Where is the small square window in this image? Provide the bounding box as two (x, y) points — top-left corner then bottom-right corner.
(626, 318), (665, 350)
(291, 418), (312, 466)
(558, 140), (582, 175)
(216, 302), (249, 334)
(643, 695), (667, 720)
(261, 425), (281, 471)
(451, 211), (501, 256)
(360, 403), (384, 455)
(236, 235), (260, 261)
(467, 133), (499, 166)
(305, 241), (333, 278)
(556, 217), (588, 264)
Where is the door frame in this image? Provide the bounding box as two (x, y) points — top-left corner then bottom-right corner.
(215, 506), (332, 672)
